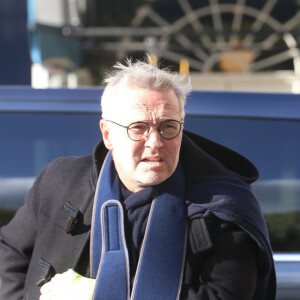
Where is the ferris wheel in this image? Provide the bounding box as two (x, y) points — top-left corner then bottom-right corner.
(122, 0), (300, 74)
(65, 0), (299, 75)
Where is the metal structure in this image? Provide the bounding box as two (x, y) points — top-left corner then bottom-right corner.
(62, 0), (300, 74)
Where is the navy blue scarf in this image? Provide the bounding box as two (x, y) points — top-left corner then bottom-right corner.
(90, 151), (187, 300)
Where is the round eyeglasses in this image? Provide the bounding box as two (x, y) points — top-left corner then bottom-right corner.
(104, 119), (183, 141)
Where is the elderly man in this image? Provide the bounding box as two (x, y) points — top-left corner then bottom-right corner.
(0, 59), (276, 299)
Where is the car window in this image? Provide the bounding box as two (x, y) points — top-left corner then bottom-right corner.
(184, 116), (300, 252)
(0, 112), (101, 177)
(0, 111), (101, 226)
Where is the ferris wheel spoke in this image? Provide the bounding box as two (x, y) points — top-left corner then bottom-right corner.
(178, 0), (214, 48)
(241, 0), (278, 48)
(131, 6), (152, 27)
(251, 0), (277, 32)
(178, 0), (204, 33)
(146, 7), (170, 27)
(261, 33), (281, 50)
(175, 34), (208, 61)
(283, 11), (300, 31)
(209, 0), (225, 44)
(252, 49), (299, 71)
(248, 33), (281, 64)
(231, 0), (245, 32)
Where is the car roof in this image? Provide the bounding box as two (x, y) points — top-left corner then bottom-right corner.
(0, 86), (299, 120)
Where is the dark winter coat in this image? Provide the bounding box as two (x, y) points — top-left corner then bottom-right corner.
(0, 131), (276, 300)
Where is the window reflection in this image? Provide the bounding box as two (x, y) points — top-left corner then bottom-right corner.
(184, 116), (300, 252)
(0, 112), (101, 227)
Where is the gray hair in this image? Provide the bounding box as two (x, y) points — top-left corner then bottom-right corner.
(101, 58), (191, 119)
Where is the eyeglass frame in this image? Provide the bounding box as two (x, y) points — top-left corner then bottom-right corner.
(103, 119), (184, 141)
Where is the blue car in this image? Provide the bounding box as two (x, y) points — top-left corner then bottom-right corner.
(0, 87), (299, 299)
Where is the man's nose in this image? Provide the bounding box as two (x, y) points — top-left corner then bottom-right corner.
(144, 128), (164, 149)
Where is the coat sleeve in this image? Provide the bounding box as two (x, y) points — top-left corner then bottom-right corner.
(0, 164), (52, 300)
(181, 215), (258, 300)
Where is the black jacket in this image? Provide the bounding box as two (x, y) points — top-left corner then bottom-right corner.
(0, 131), (276, 299)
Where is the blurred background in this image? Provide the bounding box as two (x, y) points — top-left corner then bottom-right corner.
(1, 0), (300, 91)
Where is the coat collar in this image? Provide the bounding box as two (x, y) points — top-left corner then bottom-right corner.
(180, 130), (259, 183)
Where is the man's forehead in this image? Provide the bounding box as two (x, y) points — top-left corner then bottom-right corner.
(107, 85), (182, 119)
(115, 86), (177, 104)
(128, 100), (175, 109)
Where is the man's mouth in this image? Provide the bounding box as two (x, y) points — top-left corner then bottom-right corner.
(141, 157), (163, 163)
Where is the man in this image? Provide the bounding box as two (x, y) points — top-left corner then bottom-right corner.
(0, 59), (276, 299)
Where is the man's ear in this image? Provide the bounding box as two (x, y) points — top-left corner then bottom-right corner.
(100, 120), (113, 150)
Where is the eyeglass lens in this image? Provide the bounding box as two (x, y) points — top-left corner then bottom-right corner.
(127, 120), (181, 141)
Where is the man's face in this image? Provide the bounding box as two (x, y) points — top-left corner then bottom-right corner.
(100, 86), (183, 193)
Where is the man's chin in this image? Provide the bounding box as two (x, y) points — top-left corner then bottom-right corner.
(137, 173), (168, 188)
